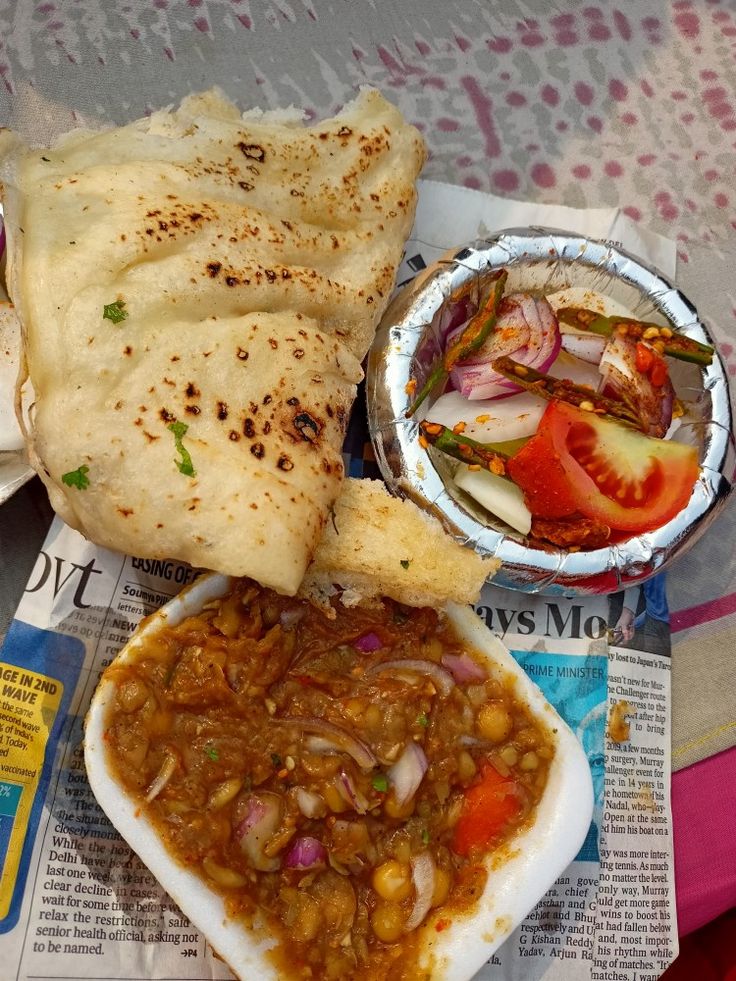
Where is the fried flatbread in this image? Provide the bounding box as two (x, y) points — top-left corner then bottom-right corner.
(1, 89), (425, 592)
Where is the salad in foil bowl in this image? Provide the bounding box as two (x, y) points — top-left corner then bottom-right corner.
(367, 228), (734, 595)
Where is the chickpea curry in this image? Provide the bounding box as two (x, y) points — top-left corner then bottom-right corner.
(103, 579), (554, 980)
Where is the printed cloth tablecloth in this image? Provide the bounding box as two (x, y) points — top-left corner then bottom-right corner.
(1, 0), (735, 938)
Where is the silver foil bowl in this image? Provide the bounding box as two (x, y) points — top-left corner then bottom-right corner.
(366, 228), (734, 596)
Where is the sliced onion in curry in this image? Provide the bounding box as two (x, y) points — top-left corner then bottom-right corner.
(388, 742), (428, 806)
(364, 659), (455, 697)
(235, 793), (283, 872)
(441, 651), (488, 684)
(295, 787), (326, 819)
(276, 717), (378, 771)
(405, 852), (436, 932)
(336, 769), (371, 814)
(144, 751), (178, 803)
(353, 631), (383, 653)
(284, 836), (328, 871)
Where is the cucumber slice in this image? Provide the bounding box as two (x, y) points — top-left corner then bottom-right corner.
(454, 465), (532, 536)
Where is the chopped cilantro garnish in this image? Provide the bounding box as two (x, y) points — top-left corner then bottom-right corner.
(421, 828), (430, 845)
(270, 753), (282, 768)
(168, 421), (196, 477)
(416, 712), (429, 728)
(205, 744), (219, 761)
(372, 773), (388, 793)
(61, 465), (90, 490)
(400, 559), (411, 570)
(103, 299), (128, 324)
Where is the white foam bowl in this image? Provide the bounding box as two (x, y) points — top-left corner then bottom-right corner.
(85, 572), (593, 980)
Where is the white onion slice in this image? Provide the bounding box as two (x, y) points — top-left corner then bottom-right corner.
(388, 743), (428, 807)
(548, 349), (604, 388)
(426, 389), (545, 443)
(405, 852), (436, 932)
(144, 752), (178, 803)
(545, 286), (635, 320)
(365, 659), (455, 697)
(559, 330), (607, 365)
(295, 787), (325, 819)
(599, 331), (673, 437)
(454, 465), (532, 536)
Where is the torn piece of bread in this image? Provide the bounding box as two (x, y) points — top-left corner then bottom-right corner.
(299, 478), (498, 614)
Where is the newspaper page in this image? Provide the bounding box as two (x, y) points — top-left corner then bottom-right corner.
(0, 522), (679, 980)
(0, 182), (680, 979)
(471, 585), (678, 981)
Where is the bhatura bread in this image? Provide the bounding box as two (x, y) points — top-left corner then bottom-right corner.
(300, 478), (499, 613)
(1, 89), (425, 593)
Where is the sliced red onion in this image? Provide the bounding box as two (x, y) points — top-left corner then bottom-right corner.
(353, 631), (382, 653)
(516, 295), (545, 365)
(447, 297), (531, 367)
(439, 293), (475, 342)
(448, 298), (530, 400)
(388, 742), (428, 807)
(276, 717), (377, 771)
(235, 793), (283, 872)
(283, 835), (327, 871)
(365, 659), (455, 697)
(405, 852), (436, 932)
(560, 330), (607, 364)
(144, 752), (177, 803)
(295, 787), (326, 819)
(336, 769), (370, 814)
(598, 331), (674, 437)
(450, 294), (561, 401)
(441, 652), (487, 684)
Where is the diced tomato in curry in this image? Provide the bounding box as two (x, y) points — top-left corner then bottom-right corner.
(104, 579), (553, 980)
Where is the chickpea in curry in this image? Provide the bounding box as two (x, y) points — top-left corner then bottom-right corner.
(103, 579), (554, 979)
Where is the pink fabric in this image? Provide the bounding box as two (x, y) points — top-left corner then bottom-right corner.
(673, 746), (736, 936)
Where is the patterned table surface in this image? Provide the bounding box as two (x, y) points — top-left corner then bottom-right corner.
(0, 0), (735, 931)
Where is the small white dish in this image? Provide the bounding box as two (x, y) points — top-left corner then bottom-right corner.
(367, 228), (734, 595)
(85, 572), (593, 980)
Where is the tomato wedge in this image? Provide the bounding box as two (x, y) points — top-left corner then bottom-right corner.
(452, 764), (521, 857)
(507, 401), (699, 535)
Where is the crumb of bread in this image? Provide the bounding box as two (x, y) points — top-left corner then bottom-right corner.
(607, 700), (635, 743)
(299, 478), (498, 616)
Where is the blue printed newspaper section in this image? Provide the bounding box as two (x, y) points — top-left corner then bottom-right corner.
(510, 649), (608, 862)
(0, 621), (85, 932)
